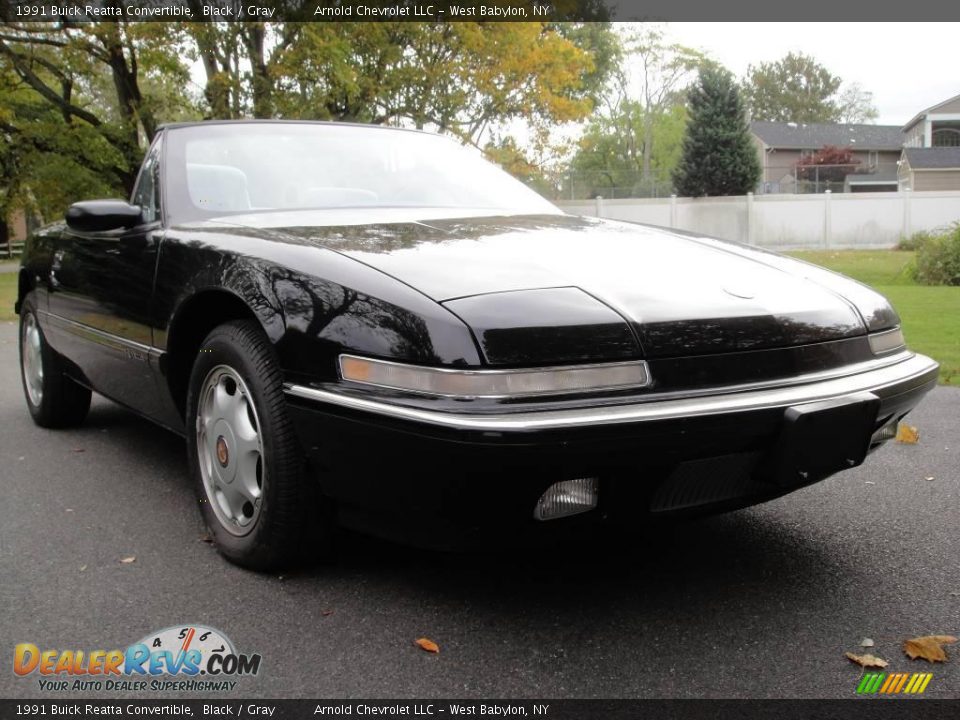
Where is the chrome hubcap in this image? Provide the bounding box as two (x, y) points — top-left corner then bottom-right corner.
(197, 365), (264, 536)
(22, 313), (44, 407)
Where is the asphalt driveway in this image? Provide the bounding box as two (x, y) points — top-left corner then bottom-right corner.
(1, 319), (958, 699)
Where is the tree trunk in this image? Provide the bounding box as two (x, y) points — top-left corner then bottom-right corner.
(243, 25), (272, 119)
(642, 112), (653, 183)
(100, 25), (151, 193)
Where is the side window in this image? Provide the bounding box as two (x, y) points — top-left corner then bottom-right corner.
(132, 138), (163, 224)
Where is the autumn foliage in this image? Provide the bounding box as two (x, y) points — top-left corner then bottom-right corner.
(794, 145), (861, 183)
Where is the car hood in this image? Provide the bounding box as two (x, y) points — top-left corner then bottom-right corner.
(205, 210), (897, 360)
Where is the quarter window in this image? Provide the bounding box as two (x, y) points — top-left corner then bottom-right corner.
(132, 138), (163, 224)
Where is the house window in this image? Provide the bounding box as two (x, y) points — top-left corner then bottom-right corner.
(932, 129), (960, 147)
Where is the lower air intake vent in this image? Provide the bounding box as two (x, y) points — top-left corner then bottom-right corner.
(650, 452), (765, 513)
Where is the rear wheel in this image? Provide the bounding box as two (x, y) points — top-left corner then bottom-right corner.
(185, 320), (333, 571)
(19, 294), (92, 428)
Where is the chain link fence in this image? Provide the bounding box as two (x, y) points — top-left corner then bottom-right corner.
(760, 162), (900, 195)
(555, 173), (675, 201)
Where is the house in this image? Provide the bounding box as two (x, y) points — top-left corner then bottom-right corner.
(902, 93), (960, 148)
(750, 121), (903, 194)
(898, 147), (960, 191)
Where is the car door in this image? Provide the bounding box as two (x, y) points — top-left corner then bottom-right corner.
(45, 136), (166, 417)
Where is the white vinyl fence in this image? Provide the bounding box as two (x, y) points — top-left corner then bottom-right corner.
(556, 190), (960, 250)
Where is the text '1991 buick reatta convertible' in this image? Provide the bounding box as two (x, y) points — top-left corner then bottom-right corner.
(16, 121), (938, 569)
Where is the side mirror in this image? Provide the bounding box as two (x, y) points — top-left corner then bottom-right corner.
(65, 200), (143, 233)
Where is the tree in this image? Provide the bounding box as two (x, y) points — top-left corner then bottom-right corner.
(560, 24), (704, 198)
(794, 145), (860, 191)
(673, 65), (760, 197)
(0, 20), (192, 197)
(184, 22), (612, 150)
(742, 52), (878, 124)
(617, 25), (705, 181)
(0, 20), (615, 222)
(483, 136), (555, 197)
(566, 101), (687, 198)
(0, 50), (137, 224)
(835, 82), (879, 123)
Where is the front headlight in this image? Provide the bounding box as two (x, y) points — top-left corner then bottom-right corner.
(338, 354), (651, 399)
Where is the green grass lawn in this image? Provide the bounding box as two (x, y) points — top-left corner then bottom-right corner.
(0, 274), (16, 323)
(790, 250), (959, 386)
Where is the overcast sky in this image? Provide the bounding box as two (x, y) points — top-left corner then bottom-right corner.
(663, 23), (959, 126)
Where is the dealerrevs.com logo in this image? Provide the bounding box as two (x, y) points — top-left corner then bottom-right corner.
(14, 625), (262, 693)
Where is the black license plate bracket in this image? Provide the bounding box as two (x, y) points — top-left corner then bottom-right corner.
(761, 392), (880, 488)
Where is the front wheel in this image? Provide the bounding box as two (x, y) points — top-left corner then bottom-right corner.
(19, 295), (92, 428)
(185, 320), (333, 571)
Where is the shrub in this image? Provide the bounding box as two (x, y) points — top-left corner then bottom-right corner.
(897, 230), (938, 252)
(913, 223), (960, 286)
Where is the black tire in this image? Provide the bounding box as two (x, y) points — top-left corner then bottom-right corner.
(19, 294), (92, 429)
(185, 319), (333, 571)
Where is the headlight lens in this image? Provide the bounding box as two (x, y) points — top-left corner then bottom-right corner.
(339, 354), (650, 399)
(868, 327), (906, 355)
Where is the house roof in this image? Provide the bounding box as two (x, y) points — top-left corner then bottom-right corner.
(750, 121), (904, 151)
(902, 92), (960, 132)
(903, 147), (960, 169)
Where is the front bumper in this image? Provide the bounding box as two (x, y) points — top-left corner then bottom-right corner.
(284, 352), (939, 548)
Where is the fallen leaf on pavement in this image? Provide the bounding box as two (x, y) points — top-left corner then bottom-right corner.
(322, 610), (334, 617)
(415, 638), (440, 654)
(120, 556), (136, 564)
(895, 424), (920, 444)
(846, 652), (888, 668)
(73, 448), (86, 453)
(903, 635), (958, 663)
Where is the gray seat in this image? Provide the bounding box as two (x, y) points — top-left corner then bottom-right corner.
(187, 163), (252, 212)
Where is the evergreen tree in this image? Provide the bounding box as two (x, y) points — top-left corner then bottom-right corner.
(673, 66), (760, 197)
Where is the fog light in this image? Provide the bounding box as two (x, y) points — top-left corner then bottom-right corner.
(533, 478), (598, 521)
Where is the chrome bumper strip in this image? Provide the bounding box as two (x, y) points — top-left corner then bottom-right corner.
(284, 353), (939, 432)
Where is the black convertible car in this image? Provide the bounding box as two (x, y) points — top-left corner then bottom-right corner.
(16, 121), (938, 569)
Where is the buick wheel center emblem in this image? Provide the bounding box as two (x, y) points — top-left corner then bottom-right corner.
(216, 436), (229, 467)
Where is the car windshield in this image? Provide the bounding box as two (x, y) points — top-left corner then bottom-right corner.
(163, 123), (559, 223)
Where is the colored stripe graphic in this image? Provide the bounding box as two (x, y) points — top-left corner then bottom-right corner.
(859, 673), (886, 694)
(879, 674), (897, 693)
(856, 672), (932, 695)
(893, 673), (910, 693)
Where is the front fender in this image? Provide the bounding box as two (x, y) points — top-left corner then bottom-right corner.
(155, 227), (483, 385)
